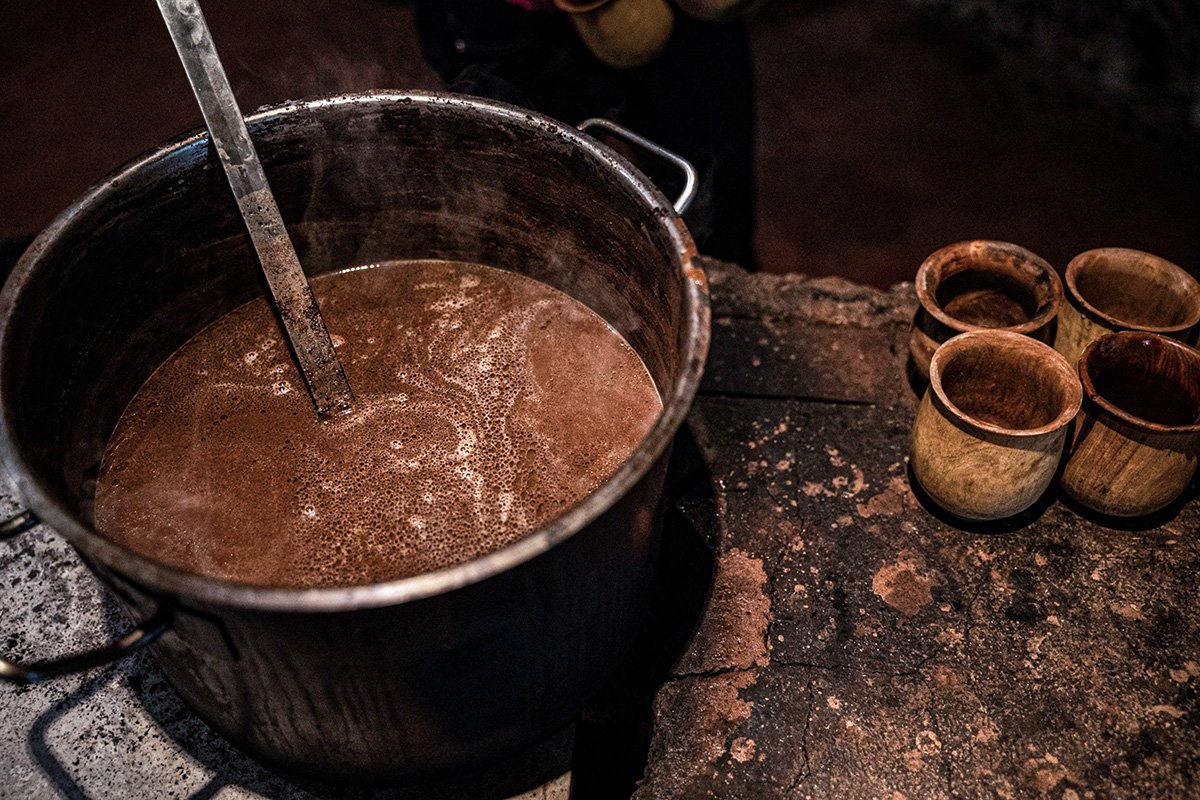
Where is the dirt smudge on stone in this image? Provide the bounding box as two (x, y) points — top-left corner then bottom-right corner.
(872, 557), (934, 616)
(730, 736), (757, 762)
(677, 547), (772, 673)
(640, 670), (758, 793)
(856, 474), (917, 518)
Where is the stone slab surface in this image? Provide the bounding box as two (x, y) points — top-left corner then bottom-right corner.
(636, 262), (1200, 799)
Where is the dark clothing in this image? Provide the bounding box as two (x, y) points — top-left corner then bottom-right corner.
(413, 0), (758, 267)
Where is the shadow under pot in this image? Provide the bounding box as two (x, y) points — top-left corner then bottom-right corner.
(1055, 248), (1200, 367)
(909, 240), (1062, 383)
(910, 331), (1082, 521)
(1060, 332), (1200, 518)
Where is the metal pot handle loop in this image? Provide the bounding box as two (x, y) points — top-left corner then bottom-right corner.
(577, 118), (698, 215)
(0, 508), (38, 539)
(0, 508), (171, 684)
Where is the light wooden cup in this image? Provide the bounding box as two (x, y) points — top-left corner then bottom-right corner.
(911, 331), (1082, 521)
(909, 241), (1062, 383)
(1060, 332), (1200, 517)
(559, 0), (675, 69)
(1055, 248), (1200, 367)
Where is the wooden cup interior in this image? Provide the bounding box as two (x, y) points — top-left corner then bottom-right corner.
(937, 336), (1074, 432)
(1082, 334), (1200, 429)
(923, 242), (1057, 331)
(1070, 249), (1200, 331)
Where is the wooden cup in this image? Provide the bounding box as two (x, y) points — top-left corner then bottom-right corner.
(1055, 248), (1200, 367)
(911, 331), (1082, 521)
(1060, 332), (1200, 517)
(909, 241), (1062, 383)
(562, 0), (675, 69)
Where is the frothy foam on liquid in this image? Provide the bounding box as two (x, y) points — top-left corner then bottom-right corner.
(94, 260), (662, 588)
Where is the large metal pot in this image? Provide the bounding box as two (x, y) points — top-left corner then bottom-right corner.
(0, 92), (709, 782)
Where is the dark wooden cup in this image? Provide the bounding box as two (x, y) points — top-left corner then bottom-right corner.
(1061, 332), (1200, 517)
(909, 241), (1062, 382)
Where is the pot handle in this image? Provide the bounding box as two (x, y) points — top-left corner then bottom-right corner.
(0, 508), (38, 539)
(577, 118), (698, 215)
(0, 508), (171, 684)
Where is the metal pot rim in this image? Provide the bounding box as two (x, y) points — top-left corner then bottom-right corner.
(0, 90), (711, 612)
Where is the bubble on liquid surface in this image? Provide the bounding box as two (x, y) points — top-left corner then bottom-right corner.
(93, 260), (662, 589)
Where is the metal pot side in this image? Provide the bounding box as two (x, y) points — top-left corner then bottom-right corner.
(0, 92), (710, 781)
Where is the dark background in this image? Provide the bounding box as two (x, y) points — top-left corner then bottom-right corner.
(2, 0), (1198, 286)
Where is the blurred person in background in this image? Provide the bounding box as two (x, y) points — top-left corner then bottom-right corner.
(414, 0), (761, 268)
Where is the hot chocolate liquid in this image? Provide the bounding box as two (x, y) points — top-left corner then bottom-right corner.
(94, 260), (662, 588)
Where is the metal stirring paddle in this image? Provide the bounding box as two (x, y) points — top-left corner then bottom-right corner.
(156, 0), (354, 418)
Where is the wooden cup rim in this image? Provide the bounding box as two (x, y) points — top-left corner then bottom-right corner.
(930, 330), (1082, 438)
(1065, 248), (1200, 334)
(1078, 331), (1200, 434)
(915, 240), (1062, 336)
